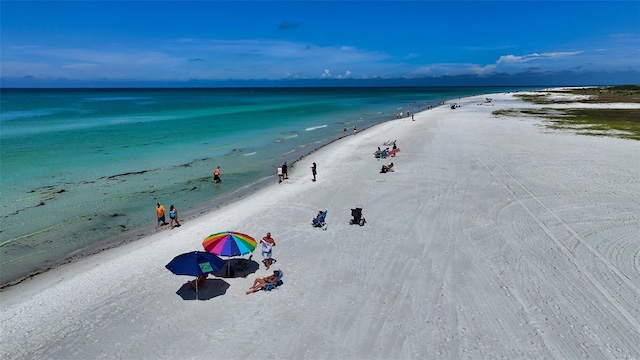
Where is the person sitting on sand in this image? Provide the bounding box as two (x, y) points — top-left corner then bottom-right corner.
(380, 162), (394, 173)
(246, 270), (281, 295)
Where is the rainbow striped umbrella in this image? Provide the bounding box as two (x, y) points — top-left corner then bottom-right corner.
(203, 231), (257, 276)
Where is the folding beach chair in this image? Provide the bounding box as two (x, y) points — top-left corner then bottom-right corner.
(262, 271), (284, 291)
(312, 210), (328, 228)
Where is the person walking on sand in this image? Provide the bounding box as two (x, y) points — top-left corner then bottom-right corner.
(311, 162), (317, 182)
(156, 203), (167, 230)
(282, 162), (288, 179)
(213, 166), (221, 183)
(169, 204), (180, 229)
(277, 165), (283, 183)
(261, 232), (276, 269)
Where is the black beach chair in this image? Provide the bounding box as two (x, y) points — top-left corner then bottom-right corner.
(349, 206), (366, 226)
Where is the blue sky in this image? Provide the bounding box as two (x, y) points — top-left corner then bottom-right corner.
(1, 1), (639, 87)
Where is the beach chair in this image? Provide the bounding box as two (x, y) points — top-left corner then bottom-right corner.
(263, 271), (284, 291)
(188, 275), (207, 291)
(312, 210), (327, 228)
(349, 206), (366, 226)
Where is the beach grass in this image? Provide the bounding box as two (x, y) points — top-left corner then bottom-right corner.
(516, 85), (640, 104)
(496, 86), (640, 140)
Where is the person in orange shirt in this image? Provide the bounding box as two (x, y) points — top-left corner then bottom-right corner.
(156, 203), (167, 230)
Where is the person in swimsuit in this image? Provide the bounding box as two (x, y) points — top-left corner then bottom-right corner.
(213, 166), (221, 183)
(169, 204), (180, 229)
(311, 162), (317, 182)
(246, 270), (281, 295)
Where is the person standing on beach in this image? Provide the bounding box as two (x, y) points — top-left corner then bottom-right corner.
(282, 162), (288, 179)
(277, 165), (284, 183)
(344, 125), (347, 136)
(156, 203), (167, 230)
(353, 126), (357, 135)
(261, 232), (276, 270)
(213, 166), (221, 183)
(311, 162), (317, 182)
(169, 205), (180, 229)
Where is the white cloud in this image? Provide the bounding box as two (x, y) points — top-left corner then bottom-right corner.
(412, 63), (496, 77)
(2, 35), (636, 83)
(335, 70), (351, 79)
(62, 63), (99, 70)
(497, 51), (583, 64)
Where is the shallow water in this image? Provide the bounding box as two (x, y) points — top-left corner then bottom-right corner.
(0, 86), (535, 285)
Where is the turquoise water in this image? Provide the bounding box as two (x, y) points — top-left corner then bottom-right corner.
(0, 87), (535, 285)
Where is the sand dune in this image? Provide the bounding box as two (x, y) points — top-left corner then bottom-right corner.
(2, 92), (639, 359)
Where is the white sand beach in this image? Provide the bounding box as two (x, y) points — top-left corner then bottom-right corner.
(2, 92), (639, 359)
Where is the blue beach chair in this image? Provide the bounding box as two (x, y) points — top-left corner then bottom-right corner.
(263, 270), (284, 291)
(312, 210), (327, 228)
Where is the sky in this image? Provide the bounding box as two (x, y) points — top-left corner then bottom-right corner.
(1, 0), (639, 87)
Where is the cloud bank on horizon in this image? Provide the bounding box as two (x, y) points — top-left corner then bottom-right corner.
(2, 1), (639, 87)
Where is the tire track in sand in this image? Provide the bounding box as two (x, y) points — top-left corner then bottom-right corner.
(474, 153), (640, 333)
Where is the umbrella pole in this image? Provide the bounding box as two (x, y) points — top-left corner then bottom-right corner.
(195, 276), (199, 300)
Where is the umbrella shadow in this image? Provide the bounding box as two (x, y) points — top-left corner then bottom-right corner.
(215, 258), (261, 279)
(176, 278), (230, 300)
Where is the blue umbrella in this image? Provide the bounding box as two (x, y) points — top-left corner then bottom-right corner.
(166, 251), (225, 297)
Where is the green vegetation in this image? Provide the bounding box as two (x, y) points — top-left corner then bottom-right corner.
(498, 86), (640, 140)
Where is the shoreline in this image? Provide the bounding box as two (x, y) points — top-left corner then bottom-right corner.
(2, 86), (538, 288)
(4, 89), (637, 358)
(0, 113), (407, 289)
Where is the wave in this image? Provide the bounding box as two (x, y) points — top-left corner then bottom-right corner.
(84, 96), (149, 102)
(284, 134), (298, 139)
(0, 109), (64, 122)
(243, 152), (257, 156)
(305, 125), (328, 131)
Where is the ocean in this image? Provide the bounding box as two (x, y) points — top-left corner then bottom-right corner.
(0, 86), (536, 286)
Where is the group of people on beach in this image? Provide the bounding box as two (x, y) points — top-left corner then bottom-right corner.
(376, 140), (398, 173)
(188, 231), (280, 295)
(155, 203), (181, 230)
(277, 162), (289, 183)
(343, 125), (357, 136)
(244, 232), (279, 294)
(374, 141), (398, 160)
